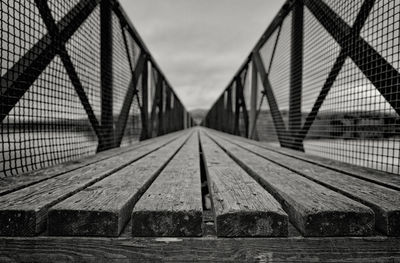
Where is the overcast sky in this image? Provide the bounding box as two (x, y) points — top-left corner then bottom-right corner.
(119, 0), (285, 111)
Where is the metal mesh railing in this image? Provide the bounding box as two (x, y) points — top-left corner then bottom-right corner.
(203, 0), (400, 174)
(0, 0), (193, 177)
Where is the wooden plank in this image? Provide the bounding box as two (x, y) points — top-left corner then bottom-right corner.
(131, 133), (202, 237)
(0, 131), (181, 196)
(205, 131), (374, 237)
(0, 131), (187, 236)
(48, 132), (192, 237)
(199, 132), (288, 237)
(216, 129), (400, 192)
(271, 145), (400, 191)
(1, 235), (400, 262)
(214, 131), (400, 236)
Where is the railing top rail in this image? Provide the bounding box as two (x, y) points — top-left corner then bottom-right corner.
(204, 0), (293, 115)
(113, 0), (188, 110)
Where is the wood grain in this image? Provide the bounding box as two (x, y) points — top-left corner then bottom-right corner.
(0, 131), (181, 197)
(0, 130), (187, 236)
(132, 132), (202, 237)
(48, 132), (192, 237)
(205, 131), (374, 237)
(0, 235), (399, 262)
(216, 128), (400, 191)
(213, 130), (400, 236)
(272, 145), (400, 190)
(199, 132), (288, 237)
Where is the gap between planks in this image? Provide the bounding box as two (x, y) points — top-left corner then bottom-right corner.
(48, 132), (193, 237)
(0, 130), (191, 236)
(203, 129), (374, 237)
(209, 129), (400, 236)
(199, 131), (288, 237)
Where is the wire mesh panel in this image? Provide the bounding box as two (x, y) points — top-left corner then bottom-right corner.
(1, 0), (192, 177)
(124, 28), (141, 67)
(243, 64), (252, 111)
(111, 13), (132, 124)
(120, 75), (142, 147)
(302, 6), (340, 116)
(204, 0), (400, 174)
(323, 0), (364, 26)
(0, 1), (47, 77)
(254, 72), (280, 145)
(1, 55), (98, 177)
(255, 20), (286, 144)
(110, 12), (143, 145)
(303, 0), (400, 174)
(268, 12), (292, 128)
(0, 1), (98, 177)
(48, 0), (81, 23)
(65, 5), (102, 121)
(361, 0), (400, 75)
(259, 27), (280, 75)
(306, 57), (400, 173)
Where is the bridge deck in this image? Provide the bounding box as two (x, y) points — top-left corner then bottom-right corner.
(0, 127), (399, 262)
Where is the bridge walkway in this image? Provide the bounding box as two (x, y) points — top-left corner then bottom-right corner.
(0, 127), (399, 262)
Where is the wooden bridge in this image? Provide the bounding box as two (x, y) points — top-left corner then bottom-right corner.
(0, 127), (400, 262)
(1, 0), (400, 262)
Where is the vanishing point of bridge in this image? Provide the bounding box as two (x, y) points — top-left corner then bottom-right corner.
(1, 0), (400, 262)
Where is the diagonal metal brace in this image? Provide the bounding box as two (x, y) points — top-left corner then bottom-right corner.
(297, 0), (376, 143)
(252, 51), (288, 147)
(115, 52), (147, 146)
(34, 0), (102, 139)
(0, 0), (100, 123)
(304, 0), (400, 117)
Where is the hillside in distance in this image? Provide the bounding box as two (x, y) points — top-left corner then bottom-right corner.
(189, 109), (207, 125)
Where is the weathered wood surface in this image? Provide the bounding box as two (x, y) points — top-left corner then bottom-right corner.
(1, 236), (400, 262)
(0, 131), (187, 236)
(273, 146), (400, 190)
(132, 132), (202, 237)
(214, 131), (400, 236)
(205, 131), (375, 237)
(0, 131), (180, 197)
(220, 129), (400, 191)
(48, 132), (192, 237)
(199, 132), (288, 237)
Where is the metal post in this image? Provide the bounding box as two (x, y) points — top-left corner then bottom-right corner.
(233, 78), (240, 135)
(249, 59), (258, 139)
(226, 87), (233, 133)
(98, 0), (114, 152)
(221, 96), (225, 131)
(165, 86), (172, 133)
(179, 102), (184, 130)
(171, 95), (177, 131)
(222, 91), (228, 132)
(183, 111), (188, 129)
(149, 67), (158, 138)
(289, 0), (304, 150)
(237, 74), (249, 138)
(157, 78), (164, 136)
(140, 59), (149, 140)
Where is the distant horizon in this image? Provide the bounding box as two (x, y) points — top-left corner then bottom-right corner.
(119, 0), (285, 110)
